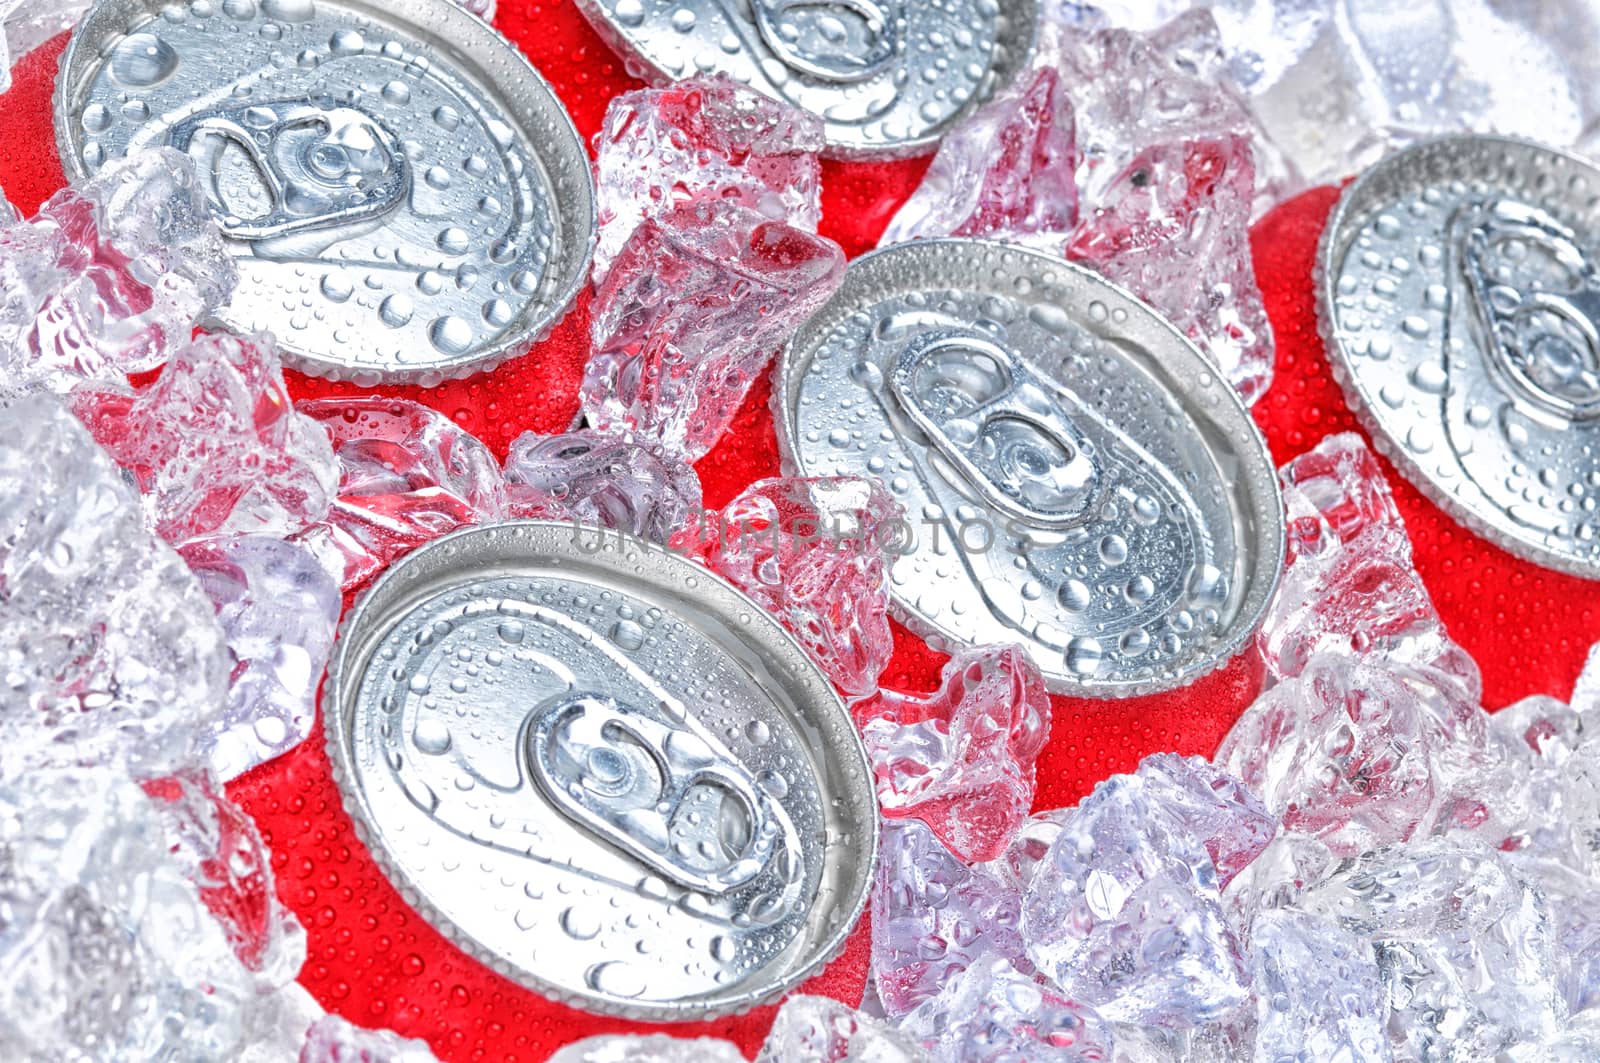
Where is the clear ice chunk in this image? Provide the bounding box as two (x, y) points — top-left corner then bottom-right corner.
(545, 1035), (746, 1063)
(897, 953), (1115, 1063)
(0, 396), (228, 779)
(878, 67), (1079, 251)
(147, 769), (307, 985)
(1262, 432), (1480, 694)
(0, 149), (234, 397)
(1298, 838), (1564, 1059)
(1214, 652), (1499, 857)
(1136, 753), (1277, 890)
(503, 428), (702, 544)
(0, 766), (294, 1059)
(591, 76), (824, 283)
(73, 332), (338, 544)
(1066, 133), (1274, 405)
(1248, 908), (1389, 1063)
(178, 535), (340, 781)
(757, 995), (928, 1062)
(299, 1014), (442, 1063)
(1250, 0), (1589, 186)
(292, 398), (507, 592)
(871, 819), (1026, 1020)
(583, 200), (845, 462)
(1021, 767), (1249, 1026)
(856, 645), (1051, 862)
(674, 476), (898, 699)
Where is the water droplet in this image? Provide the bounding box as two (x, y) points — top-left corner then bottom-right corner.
(610, 619), (646, 651)
(81, 104), (113, 133)
(379, 294), (414, 328)
(329, 28), (364, 55)
(320, 273), (353, 303)
(561, 906), (601, 941)
(1066, 637), (1103, 675)
(614, 0), (645, 25)
(483, 299), (513, 327)
(382, 80), (412, 106)
(222, 0), (256, 17)
(1124, 575), (1154, 604)
(1057, 579), (1090, 612)
(261, 0), (314, 20)
(756, 770), (789, 799)
(586, 961), (645, 997)
(414, 718), (451, 755)
(670, 7), (696, 31)
(121, 99), (150, 121)
(433, 105), (461, 131)
(1098, 534), (1128, 566)
(744, 720), (772, 746)
(407, 674), (431, 695)
(498, 619), (525, 644)
(429, 316), (473, 354)
(109, 33), (180, 88)
(438, 228), (469, 255)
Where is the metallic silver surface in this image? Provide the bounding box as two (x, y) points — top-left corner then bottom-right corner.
(326, 521), (877, 1020)
(572, 0), (1037, 159)
(1319, 135), (1600, 580)
(775, 239), (1285, 697)
(56, 0), (595, 384)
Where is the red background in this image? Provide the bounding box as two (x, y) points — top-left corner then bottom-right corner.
(3, 3), (1596, 1057)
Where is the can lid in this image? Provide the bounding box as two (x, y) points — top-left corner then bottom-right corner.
(775, 239), (1285, 697)
(55, 0), (595, 385)
(325, 521), (877, 1021)
(1319, 135), (1600, 581)
(573, 0), (1038, 160)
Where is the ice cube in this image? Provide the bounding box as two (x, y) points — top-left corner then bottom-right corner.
(674, 476), (899, 699)
(0, 396), (228, 778)
(292, 398), (507, 592)
(856, 645), (1051, 861)
(72, 332), (337, 544)
(0, 149), (233, 397)
(503, 428), (702, 544)
(871, 819), (1026, 1019)
(583, 200), (845, 461)
(592, 76), (823, 283)
(178, 535), (340, 781)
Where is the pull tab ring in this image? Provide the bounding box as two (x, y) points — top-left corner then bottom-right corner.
(888, 327), (1104, 527)
(1456, 198), (1600, 421)
(167, 101), (412, 241)
(527, 693), (797, 895)
(751, 0), (901, 83)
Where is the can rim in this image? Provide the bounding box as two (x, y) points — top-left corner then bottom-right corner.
(568, 0), (1040, 162)
(774, 237), (1287, 698)
(1315, 132), (1600, 583)
(324, 519), (880, 1021)
(54, 0), (598, 386)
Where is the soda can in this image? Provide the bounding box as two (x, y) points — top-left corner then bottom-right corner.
(54, 0), (596, 385)
(325, 520), (878, 1020)
(573, 0), (1039, 159)
(1319, 134), (1600, 580)
(774, 238), (1286, 697)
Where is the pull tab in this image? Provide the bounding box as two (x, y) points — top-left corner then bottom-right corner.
(752, 0), (900, 83)
(888, 327), (1103, 527)
(1457, 198), (1600, 421)
(167, 101), (411, 241)
(527, 694), (793, 895)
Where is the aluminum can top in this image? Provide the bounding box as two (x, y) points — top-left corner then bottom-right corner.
(56, 0), (595, 384)
(326, 521), (878, 1021)
(775, 239), (1285, 697)
(574, 0), (1038, 159)
(1320, 134), (1600, 581)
